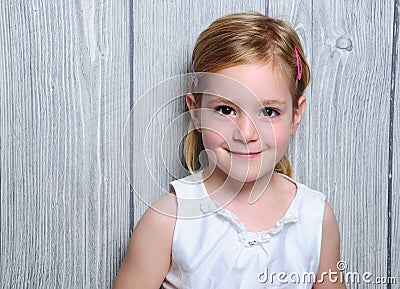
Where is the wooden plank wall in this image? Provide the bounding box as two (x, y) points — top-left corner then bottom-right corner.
(268, 1), (395, 287)
(0, 0), (398, 288)
(392, 0), (400, 284)
(0, 1), (131, 288)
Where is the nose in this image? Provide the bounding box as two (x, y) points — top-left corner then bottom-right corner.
(232, 113), (259, 143)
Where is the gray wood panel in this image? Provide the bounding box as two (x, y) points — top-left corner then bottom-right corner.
(268, 1), (392, 286)
(0, 0), (398, 288)
(132, 0), (266, 226)
(0, 1), (130, 288)
(392, 0), (400, 284)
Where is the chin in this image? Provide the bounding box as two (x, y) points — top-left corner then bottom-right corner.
(209, 152), (276, 183)
(223, 166), (275, 184)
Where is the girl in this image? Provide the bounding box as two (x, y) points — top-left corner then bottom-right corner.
(114, 12), (346, 289)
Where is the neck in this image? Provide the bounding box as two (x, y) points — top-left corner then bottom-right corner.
(202, 166), (276, 206)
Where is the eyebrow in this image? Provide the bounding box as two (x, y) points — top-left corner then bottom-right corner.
(206, 95), (235, 106)
(206, 95), (287, 106)
(261, 99), (287, 106)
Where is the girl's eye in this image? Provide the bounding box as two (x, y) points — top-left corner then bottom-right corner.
(215, 105), (236, 115)
(261, 107), (280, 117)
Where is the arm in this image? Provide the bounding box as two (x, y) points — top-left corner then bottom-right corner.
(113, 195), (177, 289)
(312, 202), (347, 289)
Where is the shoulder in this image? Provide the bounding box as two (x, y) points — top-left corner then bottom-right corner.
(313, 202), (346, 288)
(139, 193), (178, 235)
(296, 181), (326, 203)
(293, 179), (339, 237)
(275, 173), (326, 203)
(129, 193), (178, 265)
(129, 193), (177, 258)
(321, 201), (340, 240)
(169, 173), (205, 197)
(291, 181), (327, 220)
(112, 194), (177, 289)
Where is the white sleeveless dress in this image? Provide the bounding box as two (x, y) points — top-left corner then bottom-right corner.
(162, 172), (326, 289)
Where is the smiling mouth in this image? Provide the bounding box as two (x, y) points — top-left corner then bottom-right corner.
(228, 150), (262, 158)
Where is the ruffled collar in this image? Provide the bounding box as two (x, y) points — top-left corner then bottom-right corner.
(195, 172), (300, 247)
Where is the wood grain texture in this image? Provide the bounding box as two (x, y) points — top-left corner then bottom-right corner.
(391, 0), (400, 284)
(0, 1), (130, 288)
(131, 0), (266, 226)
(1, 0), (398, 288)
(268, 0), (393, 287)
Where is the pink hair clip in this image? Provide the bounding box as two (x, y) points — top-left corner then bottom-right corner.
(294, 46), (302, 80)
(191, 61), (199, 87)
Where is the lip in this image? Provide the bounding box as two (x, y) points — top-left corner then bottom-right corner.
(228, 150), (262, 158)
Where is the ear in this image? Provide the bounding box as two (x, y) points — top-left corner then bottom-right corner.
(290, 96), (306, 136)
(186, 93), (201, 132)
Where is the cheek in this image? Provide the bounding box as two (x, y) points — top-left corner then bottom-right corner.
(200, 115), (235, 148)
(201, 129), (225, 149)
(273, 131), (289, 146)
(269, 123), (292, 150)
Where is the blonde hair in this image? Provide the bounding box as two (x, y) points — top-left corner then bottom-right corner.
(184, 12), (310, 178)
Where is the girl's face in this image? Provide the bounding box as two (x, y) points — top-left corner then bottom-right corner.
(187, 62), (306, 183)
